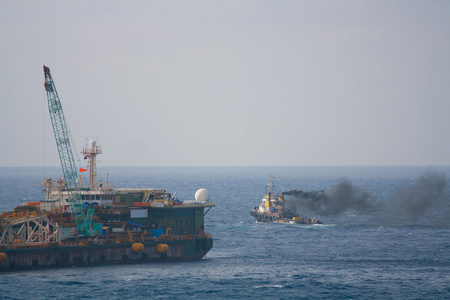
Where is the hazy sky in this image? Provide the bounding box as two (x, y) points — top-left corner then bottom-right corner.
(1, 1), (449, 167)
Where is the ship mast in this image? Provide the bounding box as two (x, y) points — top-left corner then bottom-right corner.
(82, 140), (102, 190)
(266, 174), (274, 196)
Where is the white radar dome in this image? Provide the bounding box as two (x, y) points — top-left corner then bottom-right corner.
(90, 140), (96, 147)
(195, 189), (210, 202)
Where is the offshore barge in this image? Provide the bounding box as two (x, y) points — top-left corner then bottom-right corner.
(250, 176), (322, 225)
(0, 66), (214, 271)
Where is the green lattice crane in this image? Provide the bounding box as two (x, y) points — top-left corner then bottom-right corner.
(43, 65), (93, 235)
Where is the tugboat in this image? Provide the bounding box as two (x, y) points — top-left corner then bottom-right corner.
(250, 176), (322, 225)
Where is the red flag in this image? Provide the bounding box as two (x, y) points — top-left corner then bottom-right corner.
(79, 168), (88, 172)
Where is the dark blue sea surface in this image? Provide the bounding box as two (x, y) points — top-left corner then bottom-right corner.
(0, 166), (449, 299)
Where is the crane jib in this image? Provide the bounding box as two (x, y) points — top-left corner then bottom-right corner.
(43, 65), (94, 235)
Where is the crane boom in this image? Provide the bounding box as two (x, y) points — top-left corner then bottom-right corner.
(43, 65), (93, 235)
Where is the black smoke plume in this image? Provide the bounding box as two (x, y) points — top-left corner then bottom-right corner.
(282, 172), (447, 225)
(387, 171), (446, 224)
(283, 179), (378, 217)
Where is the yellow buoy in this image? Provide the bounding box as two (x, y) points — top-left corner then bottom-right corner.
(131, 242), (144, 253)
(0, 252), (7, 263)
(156, 243), (169, 253)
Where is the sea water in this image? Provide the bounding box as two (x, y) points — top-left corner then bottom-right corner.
(0, 166), (449, 299)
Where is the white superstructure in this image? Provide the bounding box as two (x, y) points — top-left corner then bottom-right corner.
(41, 140), (115, 211)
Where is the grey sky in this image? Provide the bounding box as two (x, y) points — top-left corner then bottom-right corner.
(1, 1), (449, 167)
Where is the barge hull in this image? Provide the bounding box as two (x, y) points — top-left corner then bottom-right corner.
(0, 236), (212, 271)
